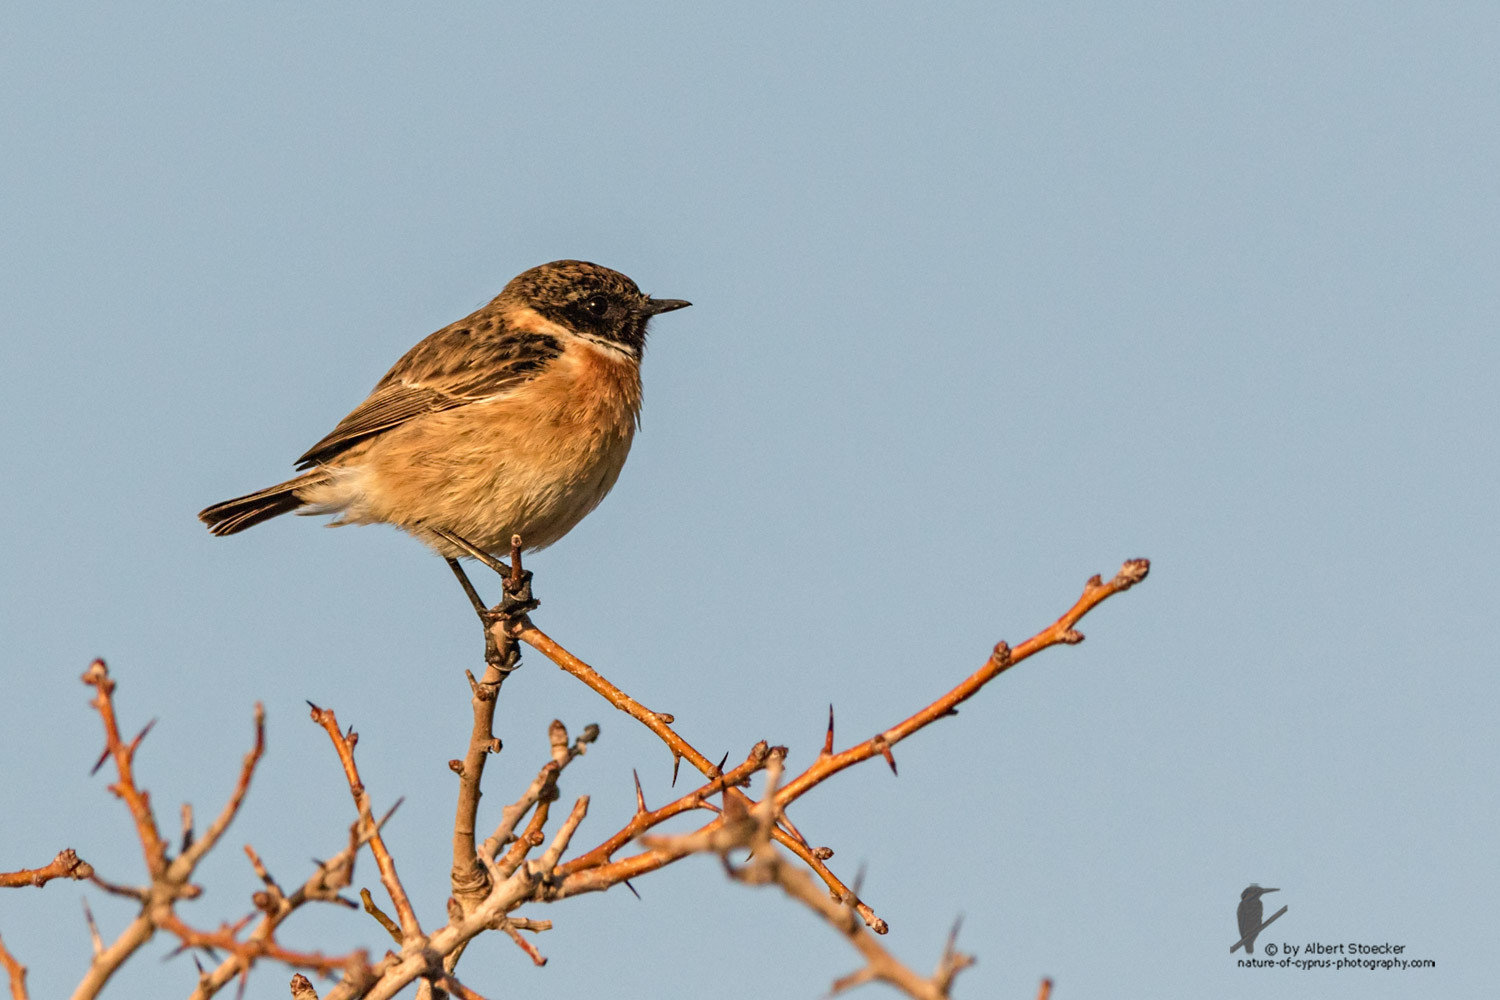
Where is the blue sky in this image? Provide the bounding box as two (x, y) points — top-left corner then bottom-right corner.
(2, 3), (1496, 998)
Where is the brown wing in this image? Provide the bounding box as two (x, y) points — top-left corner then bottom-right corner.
(294, 322), (562, 470)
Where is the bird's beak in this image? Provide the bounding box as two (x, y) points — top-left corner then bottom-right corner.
(1261, 888), (1279, 894)
(642, 297), (691, 316)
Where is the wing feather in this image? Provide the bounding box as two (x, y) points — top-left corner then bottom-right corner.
(294, 322), (561, 469)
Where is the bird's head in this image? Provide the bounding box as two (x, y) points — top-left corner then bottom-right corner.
(501, 259), (690, 358)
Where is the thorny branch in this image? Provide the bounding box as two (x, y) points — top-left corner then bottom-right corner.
(6, 558), (1147, 1000)
(308, 705), (422, 943)
(517, 558), (1149, 935)
(60, 661), (298, 1000)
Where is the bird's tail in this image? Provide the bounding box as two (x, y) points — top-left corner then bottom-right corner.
(198, 471), (326, 536)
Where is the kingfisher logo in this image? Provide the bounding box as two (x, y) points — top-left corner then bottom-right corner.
(1231, 884), (1287, 953)
(1229, 884), (1435, 971)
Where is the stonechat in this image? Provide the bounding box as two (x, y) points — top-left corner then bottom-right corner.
(198, 260), (690, 562)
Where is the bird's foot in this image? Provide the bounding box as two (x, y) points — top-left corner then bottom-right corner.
(443, 533), (538, 675)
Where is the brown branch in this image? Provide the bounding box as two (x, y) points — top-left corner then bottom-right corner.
(42, 559), (1145, 999)
(70, 661), (269, 1000)
(478, 721), (596, 864)
(559, 742), (770, 875)
(499, 921), (547, 967)
(776, 559), (1149, 807)
(361, 888), (403, 944)
(519, 624), (885, 929)
(0, 849), (94, 889)
(497, 793), (552, 877)
(736, 851), (971, 1000)
(517, 626), (709, 778)
(528, 559), (1149, 935)
(189, 825), (366, 999)
(82, 659), (168, 878)
(449, 660), (507, 907)
(308, 704), (423, 943)
(175, 704), (266, 873)
(533, 796), (589, 874)
(0, 934), (27, 1000)
(157, 912), (363, 979)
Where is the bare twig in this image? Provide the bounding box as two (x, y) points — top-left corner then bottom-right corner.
(360, 888), (403, 944)
(0, 849), (94, 889)
(28, 557), (1146, 999)
(82, 660), (168, 878)
(533, 796), (589, 873)
(0, 934), (27, 1000)
(499, 921), (547, 967)
(481, 722), (596, 861)
(308, 705), (422, 943)
(736, 851), (971, 1000)
(449, 660), (507, 908)
(190, 824), (367, 998)
(775, 560), (1150, 806)
(561, 742), (770, 874)
(69, 660), (270, 1000)
(516, 625), (882, 926)
(176, 704), (266, 871)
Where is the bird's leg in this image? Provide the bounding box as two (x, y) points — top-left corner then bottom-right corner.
(440, 533), (538, 674)
(433, 528), (511, 577)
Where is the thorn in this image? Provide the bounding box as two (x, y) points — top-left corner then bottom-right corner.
(624, 879), (641, 900)
(823, 704), (835, 756)
(945, 914), (964, 952)
(129, 718), (157, 752)
(90, 746), (111, 776)
(82, 898), (103, 956)
(871, 735), (897, 775)
(715, 751), (729, 775)
(671, 752), (682, 787)
(633, 770), (647, 814)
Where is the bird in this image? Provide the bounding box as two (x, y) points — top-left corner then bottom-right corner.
(198, 260), (690, 566)
(1236, 884), (1279, 953)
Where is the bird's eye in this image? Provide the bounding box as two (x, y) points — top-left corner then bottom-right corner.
(582, 294), (610, 318)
